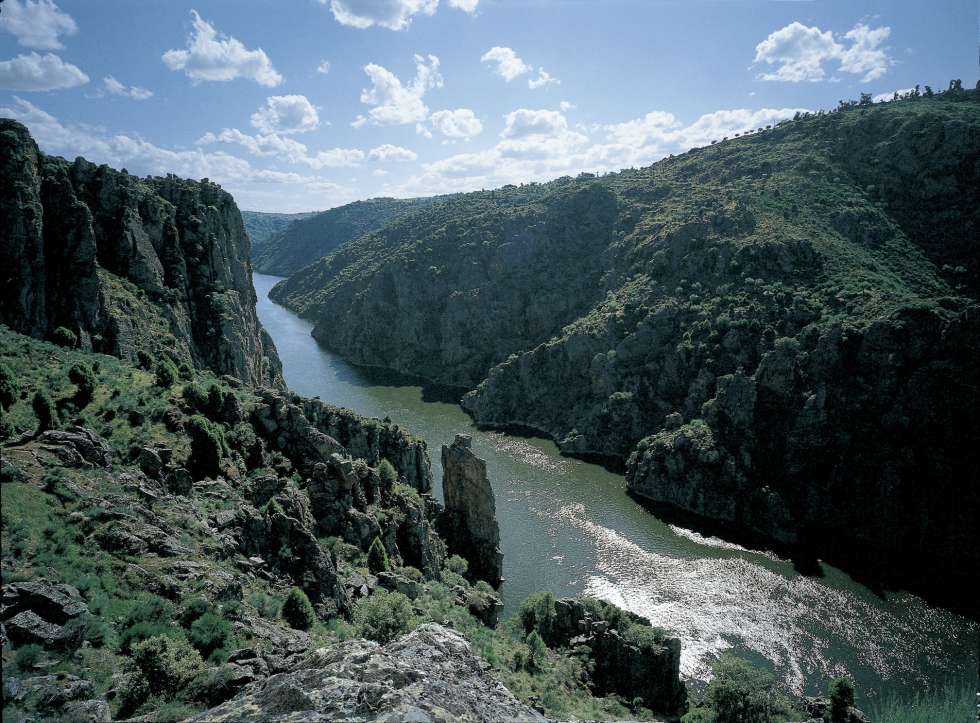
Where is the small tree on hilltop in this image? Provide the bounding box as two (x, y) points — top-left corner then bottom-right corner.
(281, 587), (316, 631)
(367, 536), (391, 574)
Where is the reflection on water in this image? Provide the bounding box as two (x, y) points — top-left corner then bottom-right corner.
(254, 273), (977, 701)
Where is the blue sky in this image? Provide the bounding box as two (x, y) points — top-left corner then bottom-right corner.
(1, 0), (977, 212)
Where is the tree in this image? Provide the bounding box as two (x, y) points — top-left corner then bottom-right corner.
(52, 326), (76, 349)
(155, 359), (178, 388)
(0, 362), (18, 409)
(32, 390), (57, 432)
(281, 587), (316, 631)
(707, 654), (796, 723)
(367, 536), (391, 574)
(828, 677), (855, 722)
(186, 415), (227, 479)
(188, 612), (231, 659)
(68, 363), (95, 407)
(353, 590), (414, 643)
(378, 458), (397, 485)
(130, 634), (203, 697)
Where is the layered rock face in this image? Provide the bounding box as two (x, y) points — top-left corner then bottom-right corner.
(439, 434), (503, 586)
(270, 94), (980, 608)
(0, 119), (282, 386)
(191, 624), (546, 723)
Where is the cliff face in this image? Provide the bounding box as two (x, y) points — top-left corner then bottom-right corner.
(270, 93), (980, 608)
(0, 119), (282, 387)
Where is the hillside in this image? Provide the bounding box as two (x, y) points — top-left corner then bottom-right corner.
(271, 89), (980, 609)
(0, 120), (282, 389)
(241, 210), (316, 248)
(252, 197), (435, 277)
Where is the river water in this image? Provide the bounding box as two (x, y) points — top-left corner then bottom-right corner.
(254, 272), (977, 702)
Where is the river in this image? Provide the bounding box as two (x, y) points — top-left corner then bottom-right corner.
(254, 272), (977, 702)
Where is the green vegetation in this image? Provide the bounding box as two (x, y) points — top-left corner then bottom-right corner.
(352, 589), (415, 643)
(866, 682), (976, 723)
(51, 326), (77, 349)
(377, 457), (397, 484)
(186, 414), (228, 479)
(682, 654), (799, 722)
(31, 390), (57, 432)
(241, 209), (316, 248)
(367, 535), (391, 574)
(155, 358), (179, 388)
(281, 587), (317, 630)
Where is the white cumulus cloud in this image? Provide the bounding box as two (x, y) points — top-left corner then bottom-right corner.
(324, 0), (438, 31)
(481, 46), (532, 81)
(0, 52), (88, 91)
(353, 54), (442, 127)
(250, 95), (320, 135)
(162, 10), (282, 87)
(0, 0), (76, 50)
(754, 21), (892, 83)
(104, 76), (153, 100)
(447, 0), (479, 11)
(427, 108), (483, 139)
(368, 144), (418, 162)
(528, 68), (559, 90)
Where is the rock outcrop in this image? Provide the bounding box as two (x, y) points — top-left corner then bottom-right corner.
(0, 119), (282, 387)
(191, 624), (546, 723)
(438, 434), (503, 586)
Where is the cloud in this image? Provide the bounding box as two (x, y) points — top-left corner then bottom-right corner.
(501, 109), (568, 138)
(104, 76), (153, 100)
(427, 108), (483, 139)
(162, 10), (282, 87)
(0, 0), (76, 50)
(354, 54), (442, 127)
(447, 0), (479, 11)
(872, 87), (914, 103)
(559, 100), (575, 112)
(324, 0), (438, 31)
(317, 60), (331, 75)
(753, 21), (892, 83)
(0, 52), (88, 91)
(528, 68), (559, 90)
(250, 95), (320, 135)
(198, 128), (364, 169)
(368, 144), (418, 162)
(481, 47), (532, 81)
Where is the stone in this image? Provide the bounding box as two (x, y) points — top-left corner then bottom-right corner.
(5, 610), (68, 648)
(438, 434), (503, 586)
(376, 572), (420, 600)
(190, 624), (547, 722)
(138, 447), (163, 478)
(37, 427), (112, 468)
(2, 580), (88, 624)
(166, 467), (193, 495)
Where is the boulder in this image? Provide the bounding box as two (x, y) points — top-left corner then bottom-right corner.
(438, 434), (503, 586)
(5, 610), (68, 648)
(37, 427), (112, 468)
(190, 624), (546, 722)
(2, 580), (88, 624)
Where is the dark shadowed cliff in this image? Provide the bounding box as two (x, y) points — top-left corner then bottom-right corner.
(0, 119), (282, 387)
(270, 90), (980, 611)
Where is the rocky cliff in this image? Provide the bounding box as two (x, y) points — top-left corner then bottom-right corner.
(0, 119), (282, 387)
(252, 196), (433, 277)
(439, 434), (504, 586)
(270, 90), (980, 610)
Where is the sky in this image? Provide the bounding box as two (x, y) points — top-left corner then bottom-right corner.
(1, 0), (977, 212)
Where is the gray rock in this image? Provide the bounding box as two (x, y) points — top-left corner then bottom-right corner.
(5, 611), (68, 648)
(2, 580), (88, 625)
(37, 427), (112, 468)
(190, 624), (547, 722)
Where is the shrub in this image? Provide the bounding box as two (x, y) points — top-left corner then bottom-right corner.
(180, 595), (213, 627)
(706, 654), (796, 723)
(68, 362), (96, 407)
(52, 326), (77, 348)
(444, 554), (468, 576)
(136, 350), (154, 371)
(32, 390), (58, 431)
(0, 408), (13, 440)
(0, 362), (18, 409)
(281, 587), (316, 631)
(525, 630), (548, 671)
(131, 634), (204, 697)
(188, 612), (231, 659)
(367, 536), (391, 574)
(378, 458), (397, 484)
(247, 591), (281, 619)
(519, 591), (557, 642)
(12, 643), (43, 671)
(829, 677), (855, 721)
(119, 594), (177, 654)
(186, 414), (227, 479)
(353, 590), (415, 643)
(155, 359), (179, 388)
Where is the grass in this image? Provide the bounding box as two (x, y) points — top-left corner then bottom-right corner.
(867, 682), (977, 723)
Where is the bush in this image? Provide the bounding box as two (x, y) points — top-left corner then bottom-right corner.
(706, 654), (797, 723)
(281, 587), (316, 631)
(186, 414), (227, 479)
(180, 595), (214, 627)
(131, 634), (204, 697)
(188, 612), (231, 659)
(32, 390), (58, 432)
(525, 630), (548, 671)
(353, 590), (415, 643)
(68, 362), (96, 407)
(12, 643), (43, 671)
(155, 359), (179, 388)
(829, 677), (855, 721)
(52, 326), (77, 348)
(444, 554), (468, 576)
(119, 594), (177, 654)
(367, 536), (391, 574)
(378, 458), (398, 484)
(0, 408), (13, 440)
(0, 362), (18, 409)
(519, 591), (557, 642)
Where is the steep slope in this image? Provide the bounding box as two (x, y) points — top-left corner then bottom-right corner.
(242, 210), (316, 248)
(271, 91), (980, 608)
(252, 196), (434, 277)
(0, 119), (282, 387)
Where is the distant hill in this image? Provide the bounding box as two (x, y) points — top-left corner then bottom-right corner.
(242, 210), (317, 249)
(271, 88), (980, 610)
(251, 197), (435, 276)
